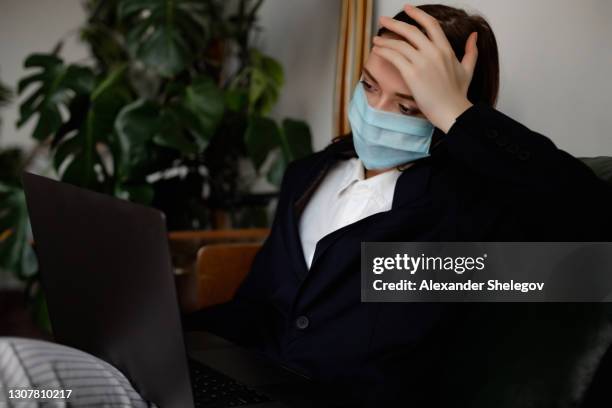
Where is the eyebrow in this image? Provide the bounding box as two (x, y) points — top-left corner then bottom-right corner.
(362, 67), (415, 101)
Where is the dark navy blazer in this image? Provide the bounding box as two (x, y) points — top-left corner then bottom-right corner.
(184, 103), (612, 407)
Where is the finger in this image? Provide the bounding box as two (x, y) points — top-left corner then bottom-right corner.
(403, 4), (454, 52)
(379, 15), (430, 50)
(372, 46), (415, 79)
(461, 31), (479, 75)
(372, 35), (419, 63)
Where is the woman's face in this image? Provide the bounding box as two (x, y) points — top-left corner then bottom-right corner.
(360, 33), (426, 119)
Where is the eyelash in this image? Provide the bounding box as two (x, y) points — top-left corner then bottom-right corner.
(359, 79), (417, 116)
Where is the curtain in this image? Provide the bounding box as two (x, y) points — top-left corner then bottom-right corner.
(333, 0), (374, 138)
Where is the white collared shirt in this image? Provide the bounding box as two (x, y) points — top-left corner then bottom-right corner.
(298, 157), (401, 270)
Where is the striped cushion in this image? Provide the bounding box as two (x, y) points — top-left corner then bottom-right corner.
(0, 337), (156, 407)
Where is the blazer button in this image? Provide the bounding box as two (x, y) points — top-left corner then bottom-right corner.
(506, 143), (520, 154)
(496, 135), (509, 147)
(295, 315), (309, 330)
(485, 129), (498, 139)
(518, 151), (531, 161)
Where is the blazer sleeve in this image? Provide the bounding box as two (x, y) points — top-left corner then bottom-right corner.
(442, 103), (612, 237)
(444, 103), (607, 192)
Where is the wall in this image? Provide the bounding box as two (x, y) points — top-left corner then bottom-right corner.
(257, 0), (341, 151)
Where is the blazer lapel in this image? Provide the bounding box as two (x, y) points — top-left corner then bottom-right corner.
(308, 158), (435, 268)
(391, 158), (433, 210)
(283, 147), (341, 281)
(282, 135), (436, 281)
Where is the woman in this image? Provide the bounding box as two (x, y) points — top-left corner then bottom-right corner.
(185, 4), (612, 407)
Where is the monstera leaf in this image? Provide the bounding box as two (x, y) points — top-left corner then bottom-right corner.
(53, 65), (132, 189)
(0, 79), (10, 108)
(118, 0), (210, 77)
(17, 54), (95, 141)
(0, 148), (23, 186)
(244, 116), (280, 170)
(114, 98), (161, 181)
(279, 119), (313, 162)
(244, 116), (312, 186)
(248, 49), (283, 115)
(0, 78), (11, 131)
(0, 183), (37, 280)
(80, 0), (128, 71)
(230, 48), (284, 116)
(268, 119), (313, 186)
(115, 75), (223, 182)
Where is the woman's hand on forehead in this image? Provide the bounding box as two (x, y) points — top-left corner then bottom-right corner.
(371, 4), (478, 134)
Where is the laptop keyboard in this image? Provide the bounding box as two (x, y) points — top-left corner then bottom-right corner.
(189, 359), (274, 407)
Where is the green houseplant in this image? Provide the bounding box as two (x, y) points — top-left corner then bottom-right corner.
(0, 75), (46, 328)
(0, 76), (38, 282)
(0, 0), (313, 332)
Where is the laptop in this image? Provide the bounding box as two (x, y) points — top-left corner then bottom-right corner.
(21, 171), (346, 408)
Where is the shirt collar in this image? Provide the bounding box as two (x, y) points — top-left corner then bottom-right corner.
(337, 158), (365, 196)
(337, 158), (401, 199)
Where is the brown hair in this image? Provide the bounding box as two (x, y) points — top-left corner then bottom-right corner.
(376, 4), (500, 106)
(331, 4), (500, 158)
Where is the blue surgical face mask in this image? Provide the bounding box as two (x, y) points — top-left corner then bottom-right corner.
(348, 81), (434, 170)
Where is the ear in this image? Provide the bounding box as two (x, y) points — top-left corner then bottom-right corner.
(461, 31), (479, 75)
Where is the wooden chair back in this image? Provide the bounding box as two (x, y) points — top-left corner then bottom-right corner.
(175, 242), (262, 312)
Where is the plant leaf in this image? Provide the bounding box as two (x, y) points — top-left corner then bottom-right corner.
(265, 119), (312, 186)
(246, 49), (284, 115)
(23, 53), (62, 70)
(137, 25), (190, 77)
(179, 76), (224, 149)
(153, 108), (199, 155)
(114, 182), (155, 205)
(16, 53), (95, 141)
(114, 98), (161, 180)
(266, 150), (287, 186)
(0, 184), (38, 280)
(244, 116), (280, 170)
(119, 0), (209, 77)
(280, 118), (312, 161)
(53, 66), (131, 188)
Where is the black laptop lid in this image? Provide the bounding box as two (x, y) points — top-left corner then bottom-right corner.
(22, 171), (194, 408)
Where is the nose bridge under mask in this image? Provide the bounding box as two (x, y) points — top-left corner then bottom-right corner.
(347, 81), (434, 170)
(352, 82), (434, 136)
(365, 90), (391, 111)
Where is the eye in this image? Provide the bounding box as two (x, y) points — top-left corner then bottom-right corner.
(399, 104), (418, 115)
(360, 79), (374, 91)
